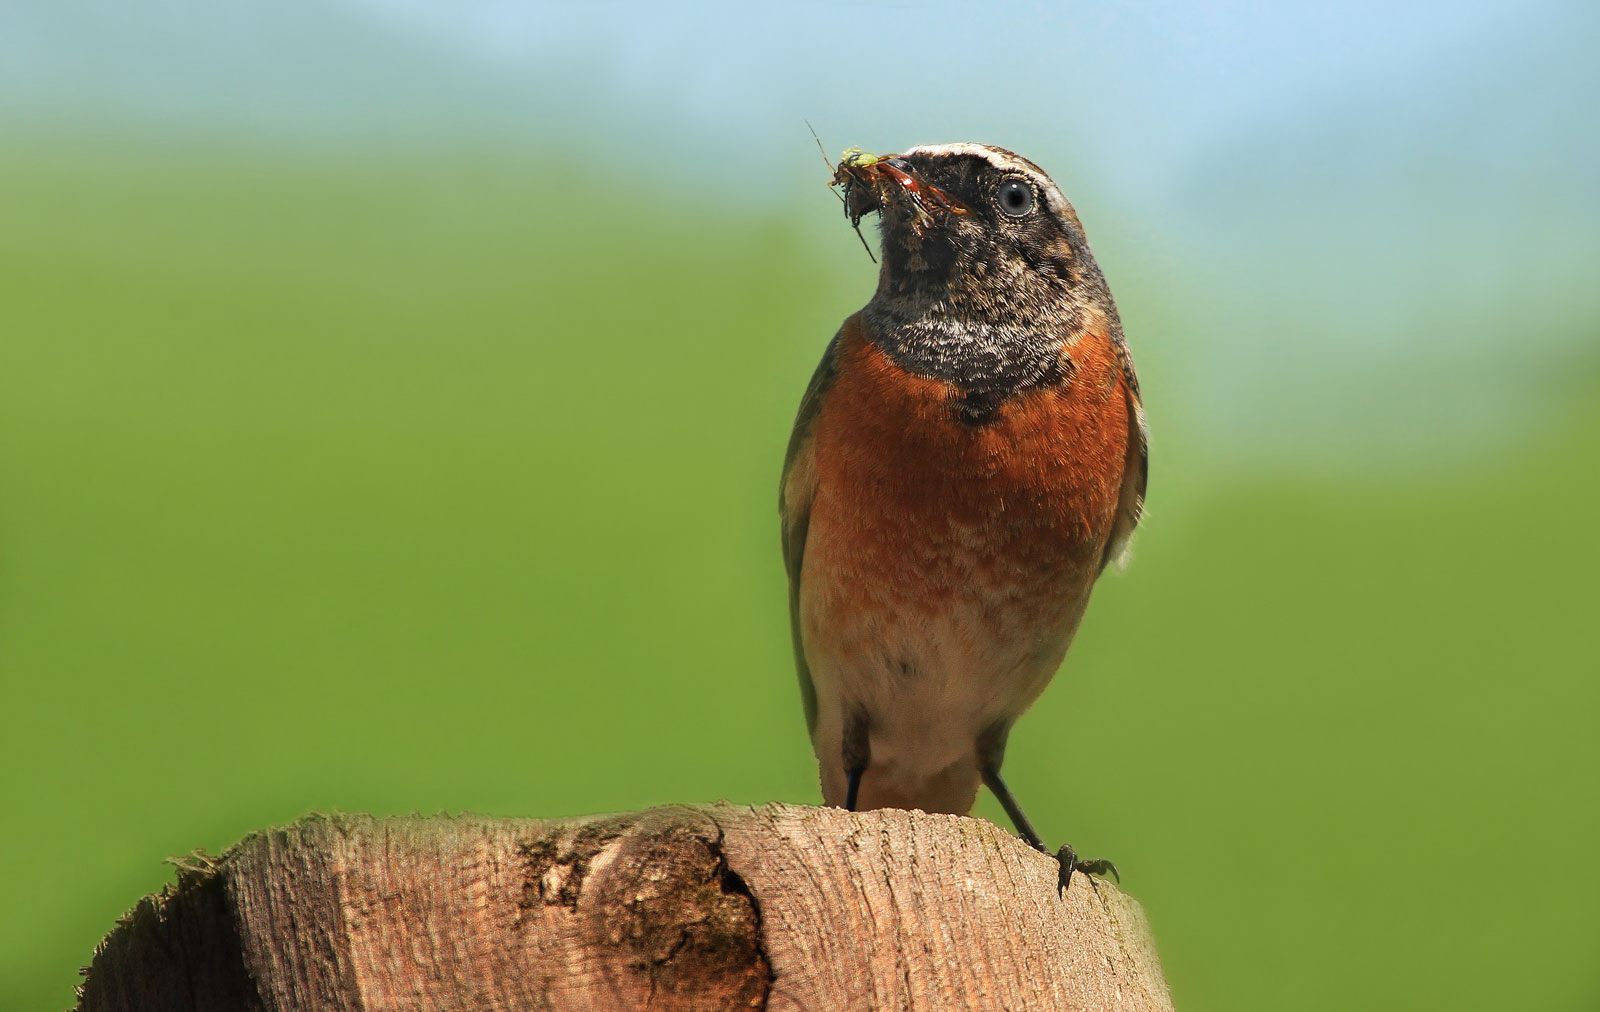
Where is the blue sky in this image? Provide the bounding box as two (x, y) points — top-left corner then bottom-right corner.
(3, 0), (1595, 467)
(1, 0), (1580, 192)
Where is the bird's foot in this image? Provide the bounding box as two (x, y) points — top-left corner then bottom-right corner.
(1054, 843), (1119, 897)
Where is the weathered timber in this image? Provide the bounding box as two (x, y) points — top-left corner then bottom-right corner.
(78, 802), (1173, 1012)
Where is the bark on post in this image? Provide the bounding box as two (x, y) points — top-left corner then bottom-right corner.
(77, 802), (1174, 1012)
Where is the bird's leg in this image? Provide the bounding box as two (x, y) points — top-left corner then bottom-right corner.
(844, 766), (865, 811)
(982, 766), (1119, 896)
(842, 710), (871, 812)
(982, 765), (1047, 850)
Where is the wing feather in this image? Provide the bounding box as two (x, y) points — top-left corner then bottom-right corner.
(779, 328), (843, 734)
(1100, 333), (1148, 571)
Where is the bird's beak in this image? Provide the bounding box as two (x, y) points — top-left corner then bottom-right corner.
(833, 152), (967, 233)
(875, 159), (968, 218)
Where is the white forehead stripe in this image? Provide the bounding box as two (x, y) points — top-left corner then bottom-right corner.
(899, 142), (1070, 218)
(900, 142), (1039, 175)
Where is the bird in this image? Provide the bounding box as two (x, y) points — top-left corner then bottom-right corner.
(779, 142), (1147, 890)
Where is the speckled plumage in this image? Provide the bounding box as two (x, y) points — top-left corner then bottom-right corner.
(781, 143), (1147, 824)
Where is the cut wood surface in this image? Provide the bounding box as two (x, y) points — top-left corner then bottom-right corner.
(78, 803), (1174, 1012)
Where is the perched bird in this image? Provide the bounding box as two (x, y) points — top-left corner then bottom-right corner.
(780, 143), (1146, 888)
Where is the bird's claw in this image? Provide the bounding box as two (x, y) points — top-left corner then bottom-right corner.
(1054, 844), (1119, 896)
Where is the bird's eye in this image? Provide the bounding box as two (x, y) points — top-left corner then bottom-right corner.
(996, 179), (1035, 217)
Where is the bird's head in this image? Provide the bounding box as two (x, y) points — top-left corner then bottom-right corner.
(825, 142), (1126, 421)
(833, 143), (1106, 330)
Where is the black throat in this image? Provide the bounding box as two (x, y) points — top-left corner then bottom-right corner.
(857, 158), (1104, 426)
(861, 304), (1073, 426)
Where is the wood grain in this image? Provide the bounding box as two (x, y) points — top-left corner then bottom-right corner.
(78, 803), (1173, 1012)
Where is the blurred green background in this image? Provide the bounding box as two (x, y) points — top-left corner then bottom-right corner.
(2, 2), (1597, 1010)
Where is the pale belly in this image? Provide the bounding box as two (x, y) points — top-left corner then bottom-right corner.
(799, 499), (1102, 814)
(793, 320), (1131, 814)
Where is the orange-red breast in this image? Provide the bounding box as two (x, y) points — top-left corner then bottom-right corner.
(780, 143), (1147, 889)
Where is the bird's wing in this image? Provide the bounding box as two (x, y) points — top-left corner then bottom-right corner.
(779, 327), (844, 735)
(1101, 333), (1148, 571)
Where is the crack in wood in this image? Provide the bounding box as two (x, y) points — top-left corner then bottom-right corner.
(75, 805), (1171, 1012)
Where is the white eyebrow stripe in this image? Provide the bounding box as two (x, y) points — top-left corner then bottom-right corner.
(898, 142), (1072, 221)
(900, 142), (1035, 173)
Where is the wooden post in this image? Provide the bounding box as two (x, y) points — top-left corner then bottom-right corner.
(77, 803), (1174, 1011)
